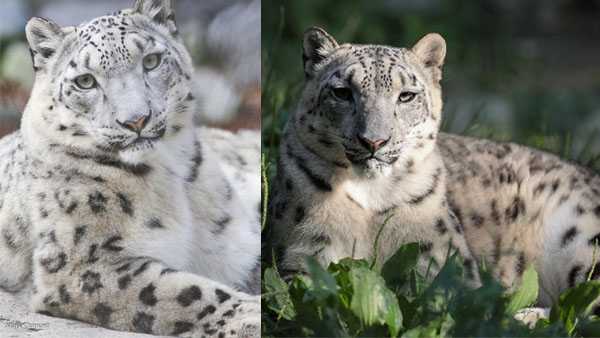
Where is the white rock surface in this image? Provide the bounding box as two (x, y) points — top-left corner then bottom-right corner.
(193, 67), (241, 125)
(0, 290), (167, 338)
(513, 307), (550, 328)
(206, 0), (261, 87)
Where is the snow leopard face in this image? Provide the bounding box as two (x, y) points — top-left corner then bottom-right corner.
(295, 27), (447, 177)
(25, 0), (194, 164)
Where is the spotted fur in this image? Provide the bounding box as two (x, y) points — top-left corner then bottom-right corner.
(270, 27), (478, 285)
(271, 27), (600, 310)
(0, 1), (259, 337)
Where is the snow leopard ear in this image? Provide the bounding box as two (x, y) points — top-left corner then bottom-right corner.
(25, 17), (65, 72)
(134, 0), (178, 35)
(303, 27), (339, 78)
(412, 33), (446, 83)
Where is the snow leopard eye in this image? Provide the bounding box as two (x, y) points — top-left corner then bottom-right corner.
(143, 53), (162, 71)
(398, 91), (416, 103)
(332, 87), (353, 102)
(74, 74), (97, 90)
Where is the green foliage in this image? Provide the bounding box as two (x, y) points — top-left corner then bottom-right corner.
(381, 242), (420, 289)
(349, 266), (402, 337)
(549, 282), (600, 335)
(262, 244), (600, 337)
(263, 267), (295, 321)
(506, 265), (539, 315)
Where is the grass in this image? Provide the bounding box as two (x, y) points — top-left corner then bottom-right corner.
(261, 2), (600, 336)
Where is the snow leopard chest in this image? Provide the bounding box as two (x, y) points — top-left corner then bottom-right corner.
(125, 174), (197, 273)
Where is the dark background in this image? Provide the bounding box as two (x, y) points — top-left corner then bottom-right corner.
(262, 0), (600, 169)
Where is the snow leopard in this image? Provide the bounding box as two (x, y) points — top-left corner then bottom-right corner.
(0, 0), (260, 337)
(269, 27), (600, 313)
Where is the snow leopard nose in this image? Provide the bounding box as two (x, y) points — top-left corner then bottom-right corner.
(357, 134), (389, 153)
(117, 112), (151, 134)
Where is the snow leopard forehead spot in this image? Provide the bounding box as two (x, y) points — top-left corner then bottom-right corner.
(315, 44), (427, 96)
(56, 13), (187, 77)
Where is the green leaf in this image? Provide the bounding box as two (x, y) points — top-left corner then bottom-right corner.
(397, 294), (418, 328)
(549, 281), (600, 334)
(401, 314), (453, 338)
(381, 243), (420, 289)
(262, 268), (296, 320)
(350, 266), (402, 337)
(506, 265), (539, 315)
(425, 253), (464, 295)
(334, 257), (370, 271)
(304, 256), (338, 301)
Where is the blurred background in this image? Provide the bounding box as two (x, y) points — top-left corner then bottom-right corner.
(262, 0), (600, 170)
(0, 0), (260, 138)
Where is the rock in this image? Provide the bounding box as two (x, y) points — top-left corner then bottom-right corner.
(193, 67), (241, 125)
(206, 0), (261, 88)
(513, 307), (550, 328)
(0, 289), (167, 337)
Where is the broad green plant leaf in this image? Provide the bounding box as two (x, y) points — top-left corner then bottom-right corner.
(382, 243), (420, 288)
(350, 266), (402, 337)
(262, 267), (296, 320)
(401, 314), (453, 338)
(549, 281), (600, 335)
(506, 265), (539, 315)
(304, 256), (338, 301)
